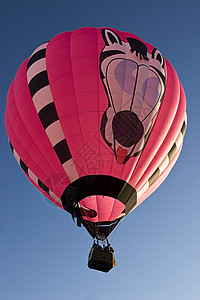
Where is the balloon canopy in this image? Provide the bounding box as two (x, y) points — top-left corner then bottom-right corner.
(5, 27), (186, 241)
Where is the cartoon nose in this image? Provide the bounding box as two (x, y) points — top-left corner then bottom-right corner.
(112, 111), (144, 147)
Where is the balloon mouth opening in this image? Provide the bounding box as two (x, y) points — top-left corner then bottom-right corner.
(61, 175), (137, 225)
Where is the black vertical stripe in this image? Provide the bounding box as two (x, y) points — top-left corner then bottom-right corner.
(28, 71), (49, 97)
(168, 144), (177, 163)
(20, 159), (28, 175)
(54, 139), (72, 164)
(27, 48), (47, 70)
(9, 141), (14, 153)
(149, 168), (160, 186)
(38, 102), (59, 129)
(181, 121), (186, 137)
(38, 179), (49, 194)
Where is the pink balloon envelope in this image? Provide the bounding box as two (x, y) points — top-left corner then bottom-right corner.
(5, 27), (187, 240)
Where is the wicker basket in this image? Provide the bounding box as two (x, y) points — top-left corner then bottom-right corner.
(88, 247), (116, 272)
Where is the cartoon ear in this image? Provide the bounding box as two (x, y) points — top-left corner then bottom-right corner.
(102, 28), (122, 46)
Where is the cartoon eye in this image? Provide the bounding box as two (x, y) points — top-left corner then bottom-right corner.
(115, 60), (137, 95)
(142, 77), (161, 108)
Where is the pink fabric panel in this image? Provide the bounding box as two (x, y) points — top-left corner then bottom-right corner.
(53, 94), (78, 118)
(120, 157), (139, 181)
(50, 76), (75, 100)
(109, 200), (125, 220)
(69, 28), (100, 177)
(80, 195), (125, 222)
(5, 116), (20, 155)
(61, 114), (82, 137)
(97, 154), (114, 176)
(78, 112), (100, 133)
(98, 91), (114, 177)
(46, 57), (73, 82)
(109, 160), (125, 179)
(5, 82), (17, 136)
(129, 60), (180, 188)
(77, 132), (101, 173)
(135, 82), (186, 191)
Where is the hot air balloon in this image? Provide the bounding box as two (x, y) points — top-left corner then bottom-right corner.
(5, 27), (187, 272)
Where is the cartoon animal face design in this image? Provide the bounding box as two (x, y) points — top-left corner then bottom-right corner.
(100, 29), (166, 164)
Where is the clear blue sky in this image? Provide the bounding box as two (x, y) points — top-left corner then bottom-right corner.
(1, 1), (199, 299)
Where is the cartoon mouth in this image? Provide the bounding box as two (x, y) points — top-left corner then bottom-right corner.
(117, 146), (127, 164)
(112, 111), (144, 148)
(112, 111), (144, 164)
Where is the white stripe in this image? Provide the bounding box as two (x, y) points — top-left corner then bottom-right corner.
(137, 181), (149, 199)
(175, 132), (183, 150)
(31, 43), (48, 56)
(159, 155), (170, 174)
(184, 113), (187, 126)
(63, 159), (79, 182)
(49, 190), (62, 205)
(28, 169), (38, 184)
(13, 150), (20, 164)
(27, 58), (46, 83)
(45, 120), (65, 147)
(32, 86), (54, 113)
